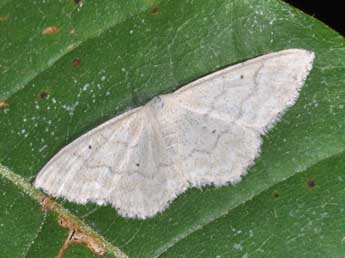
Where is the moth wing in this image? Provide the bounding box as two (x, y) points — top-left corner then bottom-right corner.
(35, 107), (186, 218)
(150, 49), (314, 187)
(34, 108), (143, 205)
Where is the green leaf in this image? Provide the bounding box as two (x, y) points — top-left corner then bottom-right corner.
(160, 151), (345, 258)
(1, 0), (345, 257)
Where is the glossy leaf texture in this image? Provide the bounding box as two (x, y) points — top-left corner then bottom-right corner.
(1, 0), (345, 257)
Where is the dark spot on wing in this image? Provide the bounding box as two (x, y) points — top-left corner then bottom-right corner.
(88, 145), (92, 150)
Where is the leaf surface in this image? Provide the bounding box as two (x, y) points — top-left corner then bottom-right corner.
(1, 0), (345, 257)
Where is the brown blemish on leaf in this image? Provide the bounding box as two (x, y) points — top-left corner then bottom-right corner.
(0, 15), (9, 22)
(42, 26), (60, 35)
(0, 164), (125, 257)
(40, 196), (54, 211)
(151, 6), (159, 15)
(72, 58), (81, 68)
(56, 216), (106, 258)
(36, 193), (123, 257)
(0, 101), (9, 109)
(307, 180), (316, 189)
(38, 195), (108, 257)
(74, 0), (84, 7)
(39, 91), (49, 100)
(273, 192), (280, 199)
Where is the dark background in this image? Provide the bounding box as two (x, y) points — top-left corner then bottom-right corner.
(284, 1), (344, 36)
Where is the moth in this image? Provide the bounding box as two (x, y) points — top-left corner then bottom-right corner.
(34, 49), (315, 219)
